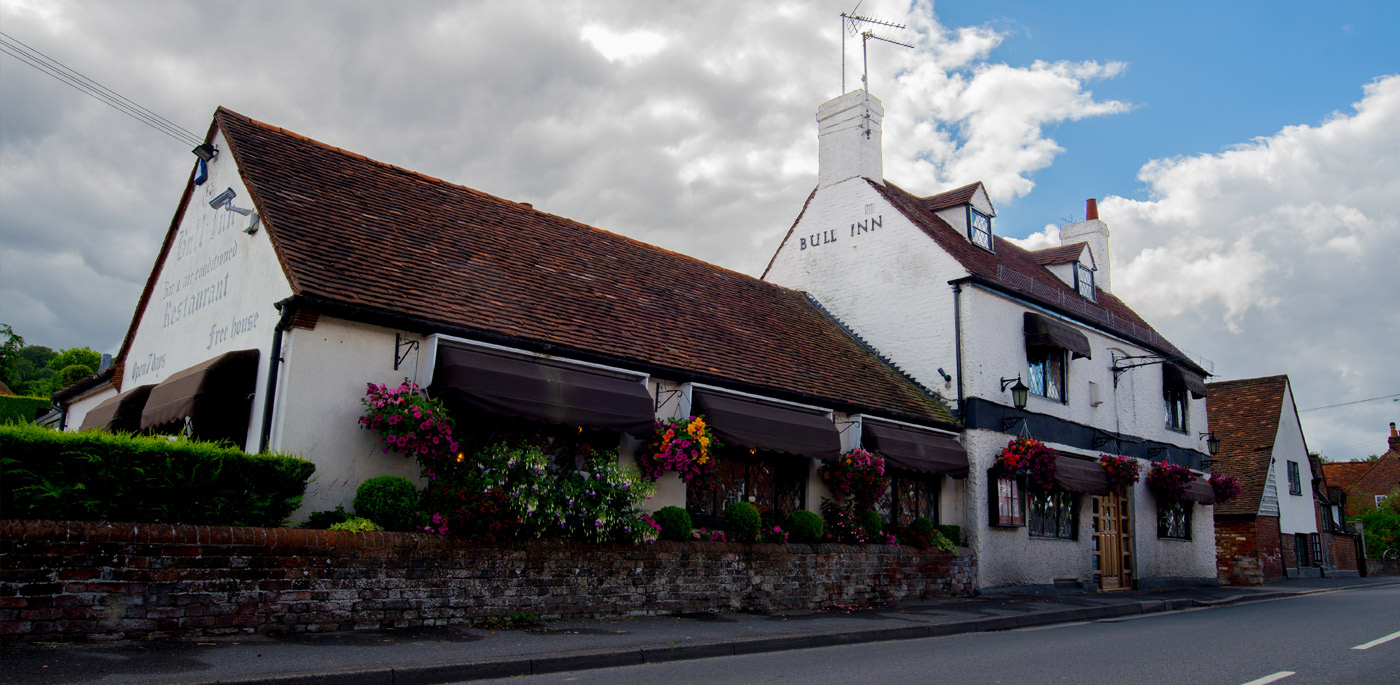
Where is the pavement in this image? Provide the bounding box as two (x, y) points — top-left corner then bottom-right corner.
(3, 575), (1397, 685)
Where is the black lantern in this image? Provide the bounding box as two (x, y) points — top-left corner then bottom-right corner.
(1206, 432), (1221, 456)
(1001, 376), (1029, 410)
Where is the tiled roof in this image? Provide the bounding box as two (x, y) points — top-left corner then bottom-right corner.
(198, 108), (955, 427)
(1029, 243), (1088, 266)
(869, 180), (1201, 370)
(1206, 376), (1290, 516)
(920, 181), (985, 212)
(1321, 461), (1374, 489)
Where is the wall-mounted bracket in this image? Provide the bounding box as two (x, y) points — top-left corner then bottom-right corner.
(394, 334), (419, 371)
(654, 386), (681, 412)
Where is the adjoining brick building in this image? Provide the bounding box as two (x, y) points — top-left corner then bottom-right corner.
(1322, 423), (1400, 518)
(1208, 376), (1360, 584)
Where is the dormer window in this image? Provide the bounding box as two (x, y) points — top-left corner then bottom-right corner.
(969, 208), (993, 252)
(1074, 263), (1096, 301)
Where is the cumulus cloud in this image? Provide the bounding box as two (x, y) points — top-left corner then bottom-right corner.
(1104, 75), (1400, 459)
(0, 0), (1127, 357)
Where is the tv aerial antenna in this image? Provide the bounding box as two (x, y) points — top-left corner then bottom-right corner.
(840, 3), (913, 94)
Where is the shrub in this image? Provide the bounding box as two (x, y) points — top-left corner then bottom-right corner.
(302, 505), (353, 529)
(936, 524), (962, 546)
(820, 500), (868, 544)
(653, 506), (692, 541)
(786, 510), (824, 543)
(330, 517), (382, 532)
(859, 509), (884, 539)
(354, 475), (419, 531)
(0, 396), (51, 425)
(0, 423), (313, 526)
(722, 501), (761, 542)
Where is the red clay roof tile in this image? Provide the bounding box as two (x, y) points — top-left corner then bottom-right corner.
(1207, 375), (1292, 516)
(206, 108), (955, 427)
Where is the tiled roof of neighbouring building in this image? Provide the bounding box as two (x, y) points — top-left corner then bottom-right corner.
(1206, 375), (1293, 516)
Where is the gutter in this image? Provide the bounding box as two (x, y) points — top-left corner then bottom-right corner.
(258, 298), (298, 453)
(952, 282), (965, 419)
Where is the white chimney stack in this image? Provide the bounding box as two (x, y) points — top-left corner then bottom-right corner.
(817, 91), (884, 188)
(1059, 198), (1111, 293)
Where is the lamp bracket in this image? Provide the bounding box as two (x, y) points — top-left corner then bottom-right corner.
(654, 386), (681, 412)
(1092, 435), (1113, 450)
(394, 334), (419, 371)
(1147, 447), (1168, 459)
(1000, 376), (1022, 392)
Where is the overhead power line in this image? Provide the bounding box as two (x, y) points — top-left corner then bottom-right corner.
(1299, 393), (1400, 414)
(0, 31), (203, 148)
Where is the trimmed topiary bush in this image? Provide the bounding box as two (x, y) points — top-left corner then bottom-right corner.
(653, 505), (692, 541)
(722, 501), (761, 542)
(786, 509), (824, 543)
(859, 509), (883, 539)
(354, 475), (419, 531)
(0, 423), (313, 526)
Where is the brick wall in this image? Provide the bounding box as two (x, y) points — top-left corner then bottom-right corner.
(1214, 516), (1284, 585)
(1330, 533), (1359, 571)
(0, 520), (975, 643)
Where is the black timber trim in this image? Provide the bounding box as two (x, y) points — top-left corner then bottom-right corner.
(965, 397), (1210, 471)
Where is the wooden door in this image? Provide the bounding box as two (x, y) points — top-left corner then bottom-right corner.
(1092, 495), (1133, 590)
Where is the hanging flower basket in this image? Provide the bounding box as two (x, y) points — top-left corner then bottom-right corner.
(1097, 454), (1142, 497)
(819, 447), (889, 510)
(638, 415), (719, 485)
(1209, 473), (1241, 505)
(998, 437), (1057, 491)
(358, 380), (459, 461)
(1146, 461), (1196, 503)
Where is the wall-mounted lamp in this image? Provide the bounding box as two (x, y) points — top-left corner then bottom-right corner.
(191, 143), (217, 162)
(1199, 431), (1221, 457)
(209, 187), (261, 234)
(1000, 376), (1029, 410)
(937, 367), (953, 384)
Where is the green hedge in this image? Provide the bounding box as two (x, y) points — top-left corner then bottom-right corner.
(0, 396), (51, 425)
(0, 423), (315, 527)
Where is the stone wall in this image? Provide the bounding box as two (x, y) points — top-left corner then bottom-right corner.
(0, 520), (975, 643)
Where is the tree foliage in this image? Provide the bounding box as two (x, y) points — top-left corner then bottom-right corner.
(0, 324), (101, 396)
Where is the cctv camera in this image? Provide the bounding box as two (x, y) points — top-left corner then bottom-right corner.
(209, 188), (236, 209)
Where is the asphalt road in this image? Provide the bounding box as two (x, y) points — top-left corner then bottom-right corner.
(469, 584), (1400, 685)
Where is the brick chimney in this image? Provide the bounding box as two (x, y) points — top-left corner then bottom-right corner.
(1059, 199), (1111, 293)
(817, 91), (884, 189)
(1390, 421), (1399, 452)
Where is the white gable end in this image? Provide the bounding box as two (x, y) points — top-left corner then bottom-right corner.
(121, 129), (295, 446)
(764, 179), (968, 393)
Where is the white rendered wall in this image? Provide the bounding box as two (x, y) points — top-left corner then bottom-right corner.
(764, 177), (967, 396)
(960, 286), (1205, 453)
(270, 316), (427, 517)
(63, 385), (116, 432)
(120, 129), (294, 449)
(1132, 480), (1217, 580)
(1271, 383), (1318, 535)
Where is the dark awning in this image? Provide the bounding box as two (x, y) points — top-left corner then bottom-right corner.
(862, 421), (968, 478)
(430, 345), (655, 435)
(1185, 477), (1215, 505)
(1024, 312), (1091, 359)
(140, 349), (260, 447)
(1163, 363), (1207, 399)
(1053, 454), (1112, 495)
(692, 391), (840, 460)
(78, 384), (154, 432)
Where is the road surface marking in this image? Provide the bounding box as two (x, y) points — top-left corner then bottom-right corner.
(1240, 671), (1294, 685)
(1352, 629), (1400, 650)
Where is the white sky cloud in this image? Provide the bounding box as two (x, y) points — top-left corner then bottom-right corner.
(1104, 75), (1400, 459)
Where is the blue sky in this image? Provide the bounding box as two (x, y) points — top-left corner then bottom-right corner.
(931, 0), (1400, 239)
(1, 0), (1396, 459)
